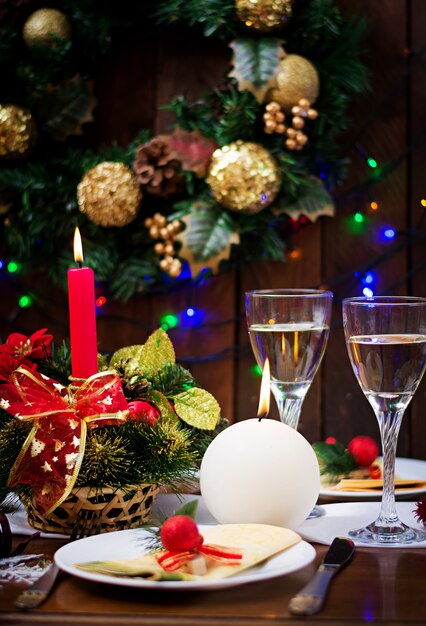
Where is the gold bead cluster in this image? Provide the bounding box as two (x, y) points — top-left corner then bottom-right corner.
(144, 213), (183, 278)
(263, 98), (318, 151)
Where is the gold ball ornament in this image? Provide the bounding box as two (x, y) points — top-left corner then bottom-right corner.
(267, 55), (320, 112)
(23, 8), (72, 47)
(207, 141), (281, 214)
(235, 0), (293, 32)
(0, 104), (36, 159)
(77, 162), (142, 227)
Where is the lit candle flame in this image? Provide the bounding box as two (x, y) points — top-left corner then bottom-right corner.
(257, 358), (270, 418)
(73, 227), (84, 264)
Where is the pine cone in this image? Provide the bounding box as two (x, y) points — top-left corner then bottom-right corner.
(134, 137), (184, 198)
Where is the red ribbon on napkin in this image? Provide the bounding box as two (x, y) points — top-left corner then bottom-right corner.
(0, 367), (129, 515)
(156, 543), (243, 572)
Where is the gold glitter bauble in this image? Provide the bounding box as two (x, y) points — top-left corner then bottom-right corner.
(23, 8), (72, 47)
(267, 55), (320, 112)
(207, 141), (281, 213)
(235, 0), (293, 32)
(77, 162), (142, 227)
(0, 104), (36, 159)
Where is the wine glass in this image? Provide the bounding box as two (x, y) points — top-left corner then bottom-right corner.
(245, 289), (332, 430)
(343, 296), (426, 544)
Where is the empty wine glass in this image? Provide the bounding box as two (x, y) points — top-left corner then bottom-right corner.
(343, 296), (426, 544)
(245, 289), (332, 430)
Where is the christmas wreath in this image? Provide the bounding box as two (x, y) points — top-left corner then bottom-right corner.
(0, 1), (368, 299)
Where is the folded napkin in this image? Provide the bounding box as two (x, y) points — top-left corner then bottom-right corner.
(332, 478), (426, 492)
(76, 523), (301, 581)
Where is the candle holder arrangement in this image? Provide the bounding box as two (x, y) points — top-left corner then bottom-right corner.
(0, 328), (224, 534)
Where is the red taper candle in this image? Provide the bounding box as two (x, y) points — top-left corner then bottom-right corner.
(68, 227), (98, 379)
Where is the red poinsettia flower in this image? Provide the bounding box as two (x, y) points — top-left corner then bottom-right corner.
(0, 328), (53, 360)
(0, 354), (37, 383)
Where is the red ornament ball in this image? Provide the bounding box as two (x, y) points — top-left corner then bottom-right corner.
(128, 400), (160, 426)
(348, 435), (379, 467)
(160, 515), (203, 552)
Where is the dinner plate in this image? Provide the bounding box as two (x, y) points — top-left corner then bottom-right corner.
(54, 526), (316, 590)
(319, 457), (426, 500)
(296, 501), (426, 548)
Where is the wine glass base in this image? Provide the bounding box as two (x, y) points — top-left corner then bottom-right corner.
(349, 520), (426, 545)
(307, 505), (325, 519)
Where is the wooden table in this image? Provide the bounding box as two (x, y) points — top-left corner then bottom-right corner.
(1, 527), (425, 626)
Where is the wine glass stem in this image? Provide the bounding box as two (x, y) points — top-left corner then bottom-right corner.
(271, 389), (303, 430)
(376, 408), (404, 526)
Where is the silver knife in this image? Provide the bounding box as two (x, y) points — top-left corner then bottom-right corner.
(288, 536), (355, 616)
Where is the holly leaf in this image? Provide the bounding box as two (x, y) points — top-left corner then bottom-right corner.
(173, 499), (199, 519)
(177, 202), (239, 277)
(228, 38), (285, 104)
(161, 127), (218, 178)
(173, 388), (220, 430)
(312, 441), (358, 477)
(273, 177), (335, 221)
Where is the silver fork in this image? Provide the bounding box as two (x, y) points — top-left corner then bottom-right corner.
(14, 509), (102, 610)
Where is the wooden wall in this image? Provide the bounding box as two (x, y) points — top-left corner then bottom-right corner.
(1, 1), (425, 457)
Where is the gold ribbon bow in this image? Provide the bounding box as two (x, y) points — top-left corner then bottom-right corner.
(1, 367), (129, 515)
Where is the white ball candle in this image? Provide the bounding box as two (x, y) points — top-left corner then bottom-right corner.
(200, 418), (320, 529)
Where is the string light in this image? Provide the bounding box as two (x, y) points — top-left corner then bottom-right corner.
(251, 364), (262, 377)
(421, 199), (426, 207)
(181, 307), (204, 328)
(0, 259), (4, 269)
(288, 248), (301, 260)
(367, 157), (378, 168)
(7, 261), (19, 273)
(160, 313), (179, 330)
(370, 201), (379, 210)
(96, 296), (107, 307)
(362, 287), (374, 298)
(383, 227), (396, 240)
(362, 272), (375, 285)
(354, 212), (365, 223)
(18, 295), (32, 308)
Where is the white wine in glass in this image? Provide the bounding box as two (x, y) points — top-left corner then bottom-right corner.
(343, 296), (426, 544)
(246, 290), (332, 430)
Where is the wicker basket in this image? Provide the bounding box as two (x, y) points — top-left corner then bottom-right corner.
(25, 483), (159, 535)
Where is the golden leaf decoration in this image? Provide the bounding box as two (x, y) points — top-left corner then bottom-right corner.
(129, 329), (176, 379)
(173, 388), (221, 430)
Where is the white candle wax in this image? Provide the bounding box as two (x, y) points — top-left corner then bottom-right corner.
(200, 418), (320, 529)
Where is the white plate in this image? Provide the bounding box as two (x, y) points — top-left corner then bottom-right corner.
(55, 526), (316, 591)
(319, 457), (426, 499)
(296, 501), (426, 548)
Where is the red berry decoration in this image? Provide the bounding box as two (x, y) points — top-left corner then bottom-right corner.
(325, 436), (337, 444)
(128, 400), (160, 426)
(160, 515), (203, 552)
(348, 435), (379, 467)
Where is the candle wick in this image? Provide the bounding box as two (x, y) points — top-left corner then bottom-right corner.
(77, 261), (83, 269)
(257, 412), (267, 422)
